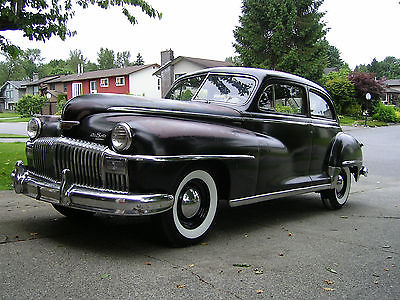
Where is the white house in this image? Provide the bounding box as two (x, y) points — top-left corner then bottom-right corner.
(154, 50), (233, 97)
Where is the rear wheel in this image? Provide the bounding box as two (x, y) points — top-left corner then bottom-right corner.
(321, 167), (351, 209)
(52, 204), (95, 218)
(158, 169), (218, 247)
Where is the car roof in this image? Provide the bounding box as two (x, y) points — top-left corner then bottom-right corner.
(186, 67), (329, 96)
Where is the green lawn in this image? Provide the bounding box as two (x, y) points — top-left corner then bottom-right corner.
(0, 143), (26, 190)
(339, 115), (388, 127)
(0, 134), (27, 138)
(0, 112), (30, 122)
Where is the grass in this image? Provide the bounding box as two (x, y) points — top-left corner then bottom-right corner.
(0, 134), (27, 138)
(0, 142), (26, 190)
(339, 115), (389, 127)
(0, 112), (30, 122)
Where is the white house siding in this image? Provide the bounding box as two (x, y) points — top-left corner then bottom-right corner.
(4, 83), (24, 110)
(129, 66), (160, 98)
(174, 61), (205, 79)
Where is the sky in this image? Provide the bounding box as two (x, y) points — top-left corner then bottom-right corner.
(2, 0), (400, 69)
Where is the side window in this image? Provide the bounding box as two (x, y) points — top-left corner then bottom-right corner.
(258, 83), (306, 115)
(309, 92), (333, 119)
(165, 75), (206, 101)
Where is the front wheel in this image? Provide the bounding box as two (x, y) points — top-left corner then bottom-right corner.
(321, 167), (351, 209)
(157, 169), (218, 247)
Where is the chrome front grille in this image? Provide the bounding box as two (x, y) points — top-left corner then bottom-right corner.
(27, 137), (129, 192)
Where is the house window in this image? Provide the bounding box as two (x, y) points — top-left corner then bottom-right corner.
(158, 78), (161, 91)
(5, 90), (12, 99)
(72, 82), (83, 98)
(33, 86), (39, 95)
(115, 77), (125, 86)
(64, 83), (68, 92)
(90, 81), (97, 93)
(100, 78), (109, 87)
(50, 83), (56, 90)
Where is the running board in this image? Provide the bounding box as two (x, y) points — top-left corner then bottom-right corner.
(229, 184), (331, 208)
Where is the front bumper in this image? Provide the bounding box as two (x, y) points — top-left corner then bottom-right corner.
(11, 161), (174, 216)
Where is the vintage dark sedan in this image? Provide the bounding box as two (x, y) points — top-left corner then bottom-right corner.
(11, 67), (367, 246)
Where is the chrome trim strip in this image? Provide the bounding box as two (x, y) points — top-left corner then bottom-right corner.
(103, 150), (256, 162)
(108, 106), (314, 127)
(229, 184), (331, 207)
(12, 162), (174, 216)
(108, 106), (242, 121)
(59, 120), (80, 130)
(342, 160), (362, 166)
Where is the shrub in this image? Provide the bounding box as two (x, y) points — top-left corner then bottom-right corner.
(323, 69), (356, 115)
(372, 103), (399, 123)
(56, 94), (67, 114)
(16, 94), (47, 117)
(342, 102), (362, 117)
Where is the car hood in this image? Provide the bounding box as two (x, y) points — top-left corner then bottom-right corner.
(62, 93), (242, 122)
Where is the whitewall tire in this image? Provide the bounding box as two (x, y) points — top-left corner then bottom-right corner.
(158, 169), (218, 246)
(321, 167), (351, 209)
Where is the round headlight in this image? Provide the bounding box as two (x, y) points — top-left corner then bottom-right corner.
(111, 123), (133, 152)
(27, 117), (41, 140)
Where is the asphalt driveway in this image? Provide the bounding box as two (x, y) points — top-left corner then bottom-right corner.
(0, 125), (399, 299)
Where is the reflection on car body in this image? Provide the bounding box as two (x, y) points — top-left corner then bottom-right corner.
(11, 67), (367, 246)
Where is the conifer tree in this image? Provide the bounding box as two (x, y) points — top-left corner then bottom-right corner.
(234, 0), (328, 82)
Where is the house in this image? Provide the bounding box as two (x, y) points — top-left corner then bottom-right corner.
(154, 50), (233, 97)
(24, 75), (63, 114)
(0, 80), (28, 112)
(383, 79), (400, 105)
(51, 64), (161, 101)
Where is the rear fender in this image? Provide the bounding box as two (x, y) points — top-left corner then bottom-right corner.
(328, 132), (363, 181)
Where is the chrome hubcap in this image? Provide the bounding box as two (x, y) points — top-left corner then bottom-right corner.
(181, 188), (201, 218)
(335, 176), (344, 193)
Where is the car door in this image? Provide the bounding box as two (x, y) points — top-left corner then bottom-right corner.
(243, 80), (313, 194)
(308, 89), (342, 183)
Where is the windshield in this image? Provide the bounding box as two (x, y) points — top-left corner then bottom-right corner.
(165, 74), (257, 106)
(165, 75), (206, 101)
(194, 75), (256, 105)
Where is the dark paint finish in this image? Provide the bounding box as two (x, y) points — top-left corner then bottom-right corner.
(36, 67), (363, 203)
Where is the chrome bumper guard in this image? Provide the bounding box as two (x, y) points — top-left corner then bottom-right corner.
(11, 161), (174, 216)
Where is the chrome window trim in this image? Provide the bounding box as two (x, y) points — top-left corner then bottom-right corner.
(257, 82), (308, 117)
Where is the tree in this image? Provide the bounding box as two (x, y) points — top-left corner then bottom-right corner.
(0, 48), (43, 85)
(116, 51), (132, 68)
(225, 56), (243, 66)
(326, 43), (345, 69)
(0, 0), (161, 57)
(39, 59), (71, 77)
(133, 53), (145, 66)
(97, 48), (116, 70)
(233, 0), (328, 82)
(356, 57), (400, 79)
(66, 49), (86, 73)
(348, 72), (386, 114)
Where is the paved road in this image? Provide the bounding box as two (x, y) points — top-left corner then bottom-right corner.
(0, 122), (27, 135)
(0, 126), (399, 299)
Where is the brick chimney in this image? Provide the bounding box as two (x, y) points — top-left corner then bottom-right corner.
(160, 49), (174, 97)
